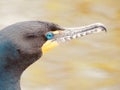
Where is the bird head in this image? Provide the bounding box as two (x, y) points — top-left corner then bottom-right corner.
(0, 21), (106, 74)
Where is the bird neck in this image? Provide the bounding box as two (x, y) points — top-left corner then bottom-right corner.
(0, 36), (42, 90)
(0, 70), (21, 90)
(0, 54), (41, 90)
(0, 39), (21, 90)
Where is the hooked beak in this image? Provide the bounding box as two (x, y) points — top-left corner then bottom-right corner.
(42, 23), (107, 54)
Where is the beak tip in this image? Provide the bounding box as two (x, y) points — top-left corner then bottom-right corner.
(95, 23), (107, 32)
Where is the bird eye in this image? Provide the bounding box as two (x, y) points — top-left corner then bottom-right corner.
(45, 32), (54, 40)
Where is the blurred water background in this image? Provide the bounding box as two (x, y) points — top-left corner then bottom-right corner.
(0, 0), (120, 90)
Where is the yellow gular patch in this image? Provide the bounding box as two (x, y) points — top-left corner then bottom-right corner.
(42, 31), (60, 54)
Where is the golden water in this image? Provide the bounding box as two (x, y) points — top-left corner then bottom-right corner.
(0, 0), (120, 90)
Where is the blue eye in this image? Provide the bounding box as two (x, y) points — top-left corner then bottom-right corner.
(45, 32), (54, 40)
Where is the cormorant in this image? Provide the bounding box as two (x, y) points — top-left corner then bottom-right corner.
(0, 21), (106, 90)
